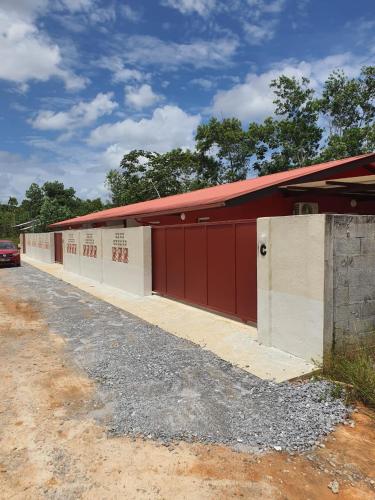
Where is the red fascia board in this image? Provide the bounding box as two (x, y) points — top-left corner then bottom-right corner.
(49, 153), (375, 229)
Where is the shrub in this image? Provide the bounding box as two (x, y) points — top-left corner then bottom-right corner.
(322, 346), (375, 409)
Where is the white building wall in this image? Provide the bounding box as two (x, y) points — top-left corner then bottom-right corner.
(63, 231), (81, 274)
(257, 215), (326, 362)
(25, 232), (55, 263)
(101, 227), (151, 296)
(79, 229), (103, 283)
(60, 226), (152, 297)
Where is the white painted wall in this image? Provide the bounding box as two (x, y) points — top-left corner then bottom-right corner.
(102, 227), (151, 296)
(257, 215), (326, 362)
(25, 232), (54, 263)
(79, 229), (103, 283)
(63, 231), (81, 274)
(61, 226), (152, 296)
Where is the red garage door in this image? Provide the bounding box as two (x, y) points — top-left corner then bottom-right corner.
(152, 220), (257, 323)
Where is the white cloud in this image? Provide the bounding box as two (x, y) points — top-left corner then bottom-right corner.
(161, 0), (216, 16)
(211, 52), (372, 123)
(98, 56), (146, 83)
(0, 146), (110, 203)
(247, 0), (285, 17)
(121, 4), (142, 22)
(161, 0), (287, 43)
(89, 105), (201, 155)
(119, 35), (238, 69)
(54, 0), (96, 13)
(125, 84), (162, 109)
(191, 78), (215, 90)
(0, 0), (48, 21)
(242, 0), (285, 44)
(243, 20), (276, 45)
(0, 6), (86, 90)
(32, 93), (118, 130)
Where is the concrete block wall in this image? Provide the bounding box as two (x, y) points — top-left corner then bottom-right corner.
(62, 226), (152, 296)
(25, 232), (54, 263)
(328, 215), (375, 351)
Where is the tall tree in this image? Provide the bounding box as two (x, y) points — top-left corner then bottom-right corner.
(318, 66), (375, 160)
(42, 181), (79, 210)
(249, 75), (322, 175)
(22, 183), (44, 218)
(195, 117), (252, 182)
(106, 148), (221, 206)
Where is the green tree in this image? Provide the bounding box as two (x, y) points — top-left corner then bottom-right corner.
(106, 148), (221, 206)
(7, 197), (18, 209)
(195, 117), (252, 182)
(22, 183), (44, 218)
(42, 181), (79, 210)
(318, 66), (375, 160)
(37, 198), (73, 231)
(249, 75), (322, 175)
(77, 198), (105, 216)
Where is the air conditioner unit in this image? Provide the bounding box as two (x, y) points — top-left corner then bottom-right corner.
(293, 202), (319, 215)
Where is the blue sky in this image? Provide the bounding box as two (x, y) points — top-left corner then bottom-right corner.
(1, 0), (374, 202)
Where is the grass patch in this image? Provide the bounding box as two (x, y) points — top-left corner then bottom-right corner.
(322, 346), (375, 409)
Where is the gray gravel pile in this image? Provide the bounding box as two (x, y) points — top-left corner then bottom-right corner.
(12, 265), (349, 452)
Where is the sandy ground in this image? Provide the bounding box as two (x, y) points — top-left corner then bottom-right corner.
(0, 282), (375, 499)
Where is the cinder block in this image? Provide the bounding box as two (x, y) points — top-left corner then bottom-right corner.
(349, 284), (375, 303)
(333, 237), (361, 256)
(348, 315), (375, 334)
(334, 256), (354, 271)
(346, 268), (375, 287)
(334, 286), (349, 306)
(361, 300), (375, 318)
(349, 254), (375, 271)
(333, 215), (375, 239)
(335, 302), (361, 321)
(334, 269), (349, 287)
(360, 239), (375, 255)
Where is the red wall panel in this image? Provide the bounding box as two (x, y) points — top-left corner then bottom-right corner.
(235, 221), (257, 322)
(152, 220), (257, 323)
(184, 226), (207, 305)
(152, 228), (166, 294)
(165, 227), (185, 299)
(206, 224), (236, 315)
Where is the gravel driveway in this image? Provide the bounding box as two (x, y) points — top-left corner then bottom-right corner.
(4, 264), (348, 452)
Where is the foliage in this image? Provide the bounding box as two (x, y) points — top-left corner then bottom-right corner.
(249, 76), (322, 175)
(195, 117), (252, 182)
(318, 67), (375, 160)
(322, 346), (375, 409)
(22, 183), (44, 218)
(0, 181), (107, 239)
(106, 148), (222, 206)
(107, 66), (374, 204)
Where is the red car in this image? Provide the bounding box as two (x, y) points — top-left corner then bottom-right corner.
(0, 240), (21, 267)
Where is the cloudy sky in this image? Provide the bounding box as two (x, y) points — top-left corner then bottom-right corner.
(1, 0), (374, 202)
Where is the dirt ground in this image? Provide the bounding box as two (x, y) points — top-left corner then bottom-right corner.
(0, 285), (375, 499)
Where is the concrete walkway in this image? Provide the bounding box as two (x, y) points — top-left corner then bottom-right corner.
(21, 255), (316, 381)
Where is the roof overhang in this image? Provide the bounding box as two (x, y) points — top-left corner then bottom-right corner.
(279, 173), (375, 200)
(226, 158), (375, 207)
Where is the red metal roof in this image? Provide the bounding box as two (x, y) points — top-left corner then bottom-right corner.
(50, 153), (375, 228)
